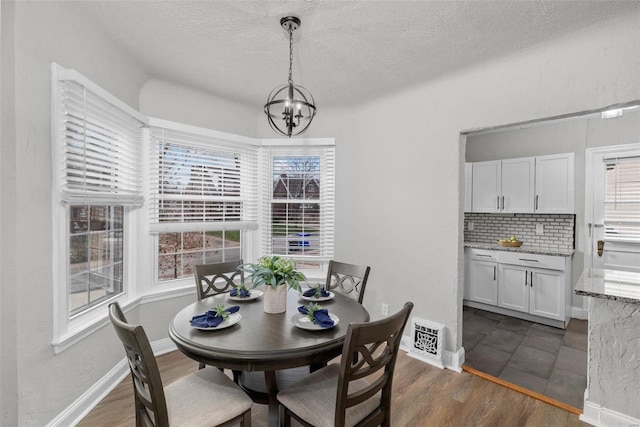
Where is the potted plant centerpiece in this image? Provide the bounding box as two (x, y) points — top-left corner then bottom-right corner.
(240, 256), (306, 314)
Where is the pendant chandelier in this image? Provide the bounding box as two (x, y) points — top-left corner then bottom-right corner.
(264, 16), (316, 138)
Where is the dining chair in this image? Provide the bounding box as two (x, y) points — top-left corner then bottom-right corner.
(277, 301), (413, 427)
(325, 260), (371, 304)
(108, 302), (252, 427)
(194, 260), (244, 373)
(194, 259), (245, 300)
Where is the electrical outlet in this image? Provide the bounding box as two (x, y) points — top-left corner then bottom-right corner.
(536, 223), (544, 235)
(468, 221), (474, 231)
(381, 303), (389, 317)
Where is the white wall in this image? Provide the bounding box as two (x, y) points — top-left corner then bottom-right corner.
(466, 110), (640, 311)
(140, 79), (258, 137)
(2, 2), (151, 425)
(324, 11), (639, 358)
(1, 2), (639, 425)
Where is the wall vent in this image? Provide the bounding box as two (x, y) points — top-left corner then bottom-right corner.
(408, 316), (445, 369)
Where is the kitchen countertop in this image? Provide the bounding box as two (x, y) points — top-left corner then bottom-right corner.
(574, 268), (640, 304)
(464, 241), (574, 257)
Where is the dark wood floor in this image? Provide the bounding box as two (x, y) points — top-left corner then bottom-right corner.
(79, 350), (587, 426)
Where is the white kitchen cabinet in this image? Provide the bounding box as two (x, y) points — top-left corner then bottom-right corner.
(464, 248), (498, 305)
(466, 259), (498, 305)
(529, 268), (564, 320)
(471, 161), (501, 212)
(471, 157), (534, 213)
(464, 163), (472, 213)
(464, 248), (572, 328)
(498, 263), (529, 312)
(535, 153), (575, 213)
(469, 153), (574, 213)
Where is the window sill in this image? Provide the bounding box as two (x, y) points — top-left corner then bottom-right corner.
(52, 285), (195, 354)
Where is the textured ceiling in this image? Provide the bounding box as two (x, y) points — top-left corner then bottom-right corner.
(72, 1), (639, 109)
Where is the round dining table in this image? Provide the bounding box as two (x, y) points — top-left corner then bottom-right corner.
(169, 288), (370, 427)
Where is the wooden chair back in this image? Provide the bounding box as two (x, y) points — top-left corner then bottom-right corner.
(325, 260), (371, 304)
(336, 302), (413, 427)
(108, 302), (169, 427)
(194, 259), (244, 300)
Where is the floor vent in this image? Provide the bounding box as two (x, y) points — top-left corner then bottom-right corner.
(408, 316), (444, 368)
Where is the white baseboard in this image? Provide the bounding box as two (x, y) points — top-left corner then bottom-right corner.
(400, 335), (464, 373)
(571, 305), (588, 320)
(46, 338), (177, 427)
(581, 399), (640, 427)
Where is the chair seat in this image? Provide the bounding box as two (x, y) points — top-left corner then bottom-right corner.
(165, 367), (253, 426)
(277, 364), (380, 427)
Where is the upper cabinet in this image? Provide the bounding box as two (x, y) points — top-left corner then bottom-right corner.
(534, 153), (575, 213)
(471, 157), (534, 213)
(467, 153), (574, 214)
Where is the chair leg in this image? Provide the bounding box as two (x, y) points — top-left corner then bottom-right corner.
(242, 409), (251, 427)
(283, 408), (291, 427)
(198, 362), (205, 370)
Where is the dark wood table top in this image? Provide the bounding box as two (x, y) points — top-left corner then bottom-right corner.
(169, 289), (370, 371)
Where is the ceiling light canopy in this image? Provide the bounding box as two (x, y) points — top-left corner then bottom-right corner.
(264, 16), (317, 138)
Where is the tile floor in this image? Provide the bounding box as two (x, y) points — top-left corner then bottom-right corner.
(463, 306), (588, 409)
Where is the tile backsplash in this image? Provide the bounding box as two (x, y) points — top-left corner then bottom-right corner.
(464, 213), (575, 252)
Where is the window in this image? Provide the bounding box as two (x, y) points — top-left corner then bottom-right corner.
(604, 156), (640, 242)
(149, 123), (258, 282)
(53, 64), (144, 323)
(261, 141), (335, 272)
(69, 205), (123, 315)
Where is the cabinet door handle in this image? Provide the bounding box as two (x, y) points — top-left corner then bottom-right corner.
(535, 195), (539, 210)
(494, 266), (496, 281)
(497, 196), (500, 210)
(501, 196), (505, 210)
(519, 258), (539, 262)
(524, 270), (528, 286)
(477, 254), (492, 258)
(530, 271), (533, 287)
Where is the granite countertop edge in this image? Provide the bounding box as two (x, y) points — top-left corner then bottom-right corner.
(574, 268), (640, 304)
(464, 241), (574, 257)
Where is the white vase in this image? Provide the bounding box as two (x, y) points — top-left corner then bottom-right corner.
(263, 285), (287, 314)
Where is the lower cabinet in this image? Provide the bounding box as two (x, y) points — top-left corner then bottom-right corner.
(498, 263), (565, 321)
(467, 259), (498, 305)
(464, 248), (571, 327)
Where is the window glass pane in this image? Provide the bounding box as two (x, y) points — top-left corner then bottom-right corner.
(604, 157), (640, 241)
(69, 205), (124, 316)
(271, 202), (320, 256)
(157, 230), (242, 282)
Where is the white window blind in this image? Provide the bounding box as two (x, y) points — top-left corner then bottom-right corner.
(55, 76), (144, 206)
(149, 125), (259, 233)
(604, 156), (640, 242)
(261, 144), (335, 263)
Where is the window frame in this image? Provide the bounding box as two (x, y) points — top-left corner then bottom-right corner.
(147, 118), (260, 287)
(51, 66), (336, 352)
(51, 63), (147, 353)
(260, 138), (335, 282)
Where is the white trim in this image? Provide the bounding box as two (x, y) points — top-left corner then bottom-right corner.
(261, 137), (335, 147)
(581, 399), (640, 427)
(54, 63), (147, 124)
(148, 117), (259, 146)
(46, 338), (177, 427)
(400, 334), (465, 372)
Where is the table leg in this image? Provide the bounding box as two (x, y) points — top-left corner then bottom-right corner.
(264, 370), (280, 427)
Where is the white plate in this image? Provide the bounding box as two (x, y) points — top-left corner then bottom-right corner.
(228, 289), (263, 301)
(193, 312), (241, 330)
(291, 312), (339, 330)
(300, 291), (335, 302)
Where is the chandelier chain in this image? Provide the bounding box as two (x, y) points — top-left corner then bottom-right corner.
(288, 26), (294, 85)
